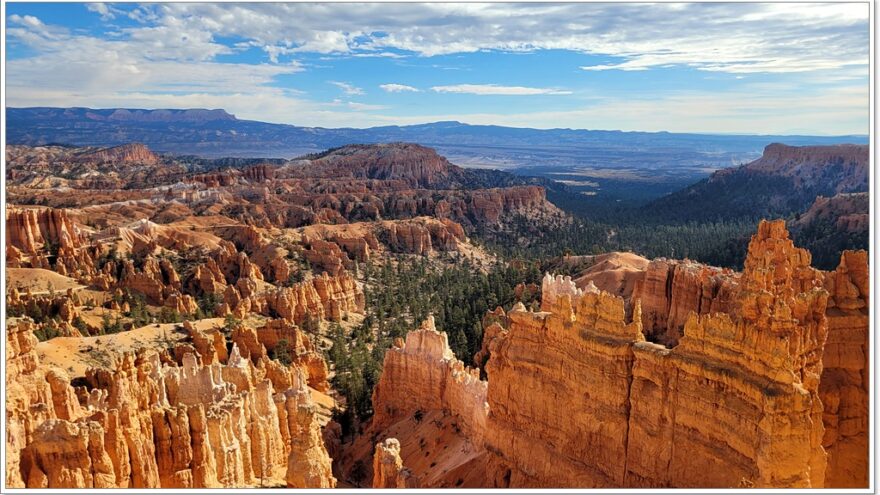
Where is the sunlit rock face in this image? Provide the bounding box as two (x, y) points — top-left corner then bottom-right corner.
(819, 250), (869, 487)
(372, 438), (418, 488)
(366, 220), (866, 489)
(10, 322), (337, 489)
(371, 316), (489, 446)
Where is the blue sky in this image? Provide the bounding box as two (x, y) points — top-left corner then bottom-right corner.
(4, 2), (870, 134)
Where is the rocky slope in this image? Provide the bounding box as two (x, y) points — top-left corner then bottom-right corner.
(7, 143), (563, 232)
(5, 140), (562, 489)
(286, 143), (474, 189)
(647, 143), (868, 222)
(6, 144), (180, 190)
(791, 192), (869, 269)
(363, 220), (868, 488)
(338, 318), (489, 488)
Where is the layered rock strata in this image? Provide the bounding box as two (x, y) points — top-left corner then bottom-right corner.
(8, 320), (337, 489)
(367, 220), (866, 488)
(371, 316), (489, 446)
(819, 250), (869, 487)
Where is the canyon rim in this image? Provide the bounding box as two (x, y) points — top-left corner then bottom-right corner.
(2, 1), (872, 492)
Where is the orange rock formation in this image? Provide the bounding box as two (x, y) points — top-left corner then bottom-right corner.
(365, 220), (868, 488)
(372, 438), (418, 488)
(8, 318), (337, 489)
(819, 250), (869, 487)
(371, 317), (488, 445)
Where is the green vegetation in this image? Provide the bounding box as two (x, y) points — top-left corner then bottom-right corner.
(196, 292), (222, 319)
(101, 313), (125, 334)
(792, 219), (869, 270)
(326, 257), (541, 426)
(157, 307), (182, 324)
(118, 290), (151, 328)
(484, 213), (757, 269)
(72, 316), (90, 337)
(270, 338), (293, 366)
(33, 319), (63, 341)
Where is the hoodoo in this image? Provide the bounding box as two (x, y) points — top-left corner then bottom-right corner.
(364, 220), (868, 488)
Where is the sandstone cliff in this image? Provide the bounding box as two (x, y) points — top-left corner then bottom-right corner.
(631, 258), (738, 346)
(77, 143), (159, 166)
(372, 317), (488, 444)
(340, 317), (489, 488)
(364, 220), (867, 488)
(284, 143), (473, 189)
(819, 250), (869, 487)
(6, 207), (82, 255)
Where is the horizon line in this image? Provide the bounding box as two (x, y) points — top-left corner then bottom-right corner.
(5, 106), (870, 138)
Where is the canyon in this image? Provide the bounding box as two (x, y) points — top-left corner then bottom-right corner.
(354, 221), (868, 488)
(4, 140), (869, 489)
(3, 142), (560, 489)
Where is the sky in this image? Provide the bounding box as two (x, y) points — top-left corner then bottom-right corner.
(4, 2), (871, 135)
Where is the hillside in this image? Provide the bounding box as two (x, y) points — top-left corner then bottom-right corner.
(283, 143), (474, 189)
(646, 143), (869, 222)
(791, 192), (870, 269)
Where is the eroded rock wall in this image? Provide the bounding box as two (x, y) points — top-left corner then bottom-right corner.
(631, 259), (738, 346)
(371, 316), (488, 445)
(361, 220), (866, 488)
(372, 438), (418, 488)
(485, 282), (644, 487)
(483, 221), (841, 488)
(819, 250), (869, 487)
(11, 324), (337, 489)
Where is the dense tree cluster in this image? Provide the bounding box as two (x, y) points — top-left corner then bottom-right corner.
(484, 214), (757, 269)
(326, 257), (542, 428)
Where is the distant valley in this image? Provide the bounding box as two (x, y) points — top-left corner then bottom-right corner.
(6, 107), (868, 205)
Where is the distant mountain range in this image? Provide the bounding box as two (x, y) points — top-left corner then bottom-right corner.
(5, 107), (868, 168)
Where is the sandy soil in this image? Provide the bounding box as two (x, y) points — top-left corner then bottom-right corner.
(6, 268), (85, 294)
(37, 318), (226, 377)
(340, 410), (486, 488)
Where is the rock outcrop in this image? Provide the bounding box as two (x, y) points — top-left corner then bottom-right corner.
(623, 220), (828, 488)
(286, 143), (473, 189)
(486, 279), (644, 488)
(384, 218), (464, 254)
(631, 259), (738, 346)
(6, 319), (61, 488)
(11, 330), (337, 489)
(371, 317), (488, 445)
(819, 250), (869, 487)
(365, 220), (867, 488)
(6, 208), (82, 255)
(372, 438), (418, 488)
(341, 317), (489, 488)
(78, 143), (159, 166)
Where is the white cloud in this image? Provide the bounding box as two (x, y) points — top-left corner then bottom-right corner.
(4, 5), (869, 134)
(9, 14), (45, 29)
(86, 3), (122, 21)
(380, 83), (420, 93)
(431, 84), (571, 96)
(329, 81), (365, 96)
(136, 3), (868, 74)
